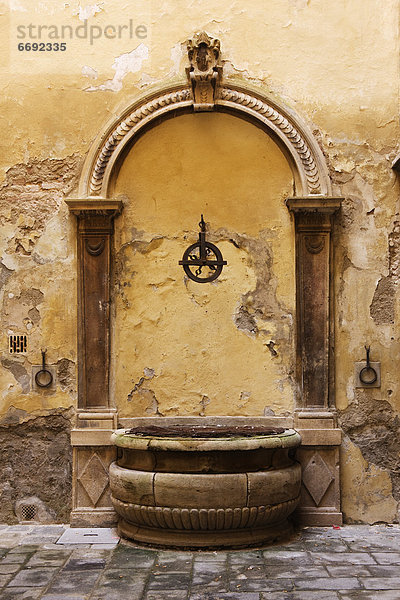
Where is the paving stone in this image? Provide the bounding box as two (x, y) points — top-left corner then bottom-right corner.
(193, 551), (228, 562)
(154, 556), (193, 572)
(194, 561), (229, 574)
(260, 592), (339, 600)
(326, 564), (371, 577)
(108, 545), (156, 569)
(230, 577), (294, 592)
(366, 565), (400, 577)
(264, 564), (329, 578)
(267, 541), (306, 552)
(313, 552), (376, 564)
(1, 552), (34, 564)
(0, 573), (14, 587)
(147, 571), (191, 590)
(45, 570), (101, 594)
(91, 590), (144, 600)
(190, 594), (260, 600)
(8, 546), (40, 553)
(4, 526), (34, 533)
(360, 577), (400, 589)
(340, 592), (400, 600)
(25, 550), (72, 567)
(230, 563), (267, 579)
(229, 550), (264, 565)
(0, 588), (44, 599)
(294, 577), (361, 590)
(92, 570), (148, 600)
(303, 540), (349, 552)
(41, 596), (87, 600)
(145, 592), (188, 600)
(301, 527), (344, 538)
(0, 563), (23, 575)
(0, 538), (25, 548)
(8, 567), (59, 587)
(31, 526), (65, 535)
(346, 537), (400, 552)
(191, 561), (227, 590)
(371, 552), (400, 564)
(19, 536), (62, 545)
(70, 548), (112, 559)
(63, 557), (107, 571)
(262, 550), (313, 564)
(158, 551), (194, 561)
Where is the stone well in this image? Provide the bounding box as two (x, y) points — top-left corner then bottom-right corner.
(109, 418), (301, 548)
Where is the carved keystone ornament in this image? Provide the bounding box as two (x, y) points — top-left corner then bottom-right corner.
(187, 31), (222, 111)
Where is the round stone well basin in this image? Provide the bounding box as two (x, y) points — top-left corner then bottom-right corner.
(110, 417), (301, 548)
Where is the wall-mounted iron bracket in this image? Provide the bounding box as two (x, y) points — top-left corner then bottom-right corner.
(32, 349), (55, 390)
(354, 345), (381, 388)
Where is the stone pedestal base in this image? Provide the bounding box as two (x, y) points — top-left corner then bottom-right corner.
(70, 412), (117, 527)
(118, 517), (294, 549)
(70, 508), (117, 527)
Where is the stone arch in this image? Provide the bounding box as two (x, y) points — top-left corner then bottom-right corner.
(78, 84), (331, 199)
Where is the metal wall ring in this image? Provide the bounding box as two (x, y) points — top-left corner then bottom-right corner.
(359, 365), (377, 385)
(35, 368), (53, 388)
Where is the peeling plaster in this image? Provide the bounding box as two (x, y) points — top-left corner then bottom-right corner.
(8, 0), (27, 11)
(86, 44), (149, 92)
(73, 3), (103, 20)
(170, 43), (185, 75)
(81, 65), (98, 80)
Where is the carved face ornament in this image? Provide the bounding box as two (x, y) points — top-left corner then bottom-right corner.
(196, 43), (211, 71)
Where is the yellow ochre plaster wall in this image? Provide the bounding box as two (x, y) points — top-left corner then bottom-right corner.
(0, 0), (399, 523)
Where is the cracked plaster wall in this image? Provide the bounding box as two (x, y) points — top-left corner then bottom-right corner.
(0, 0), (399, 523)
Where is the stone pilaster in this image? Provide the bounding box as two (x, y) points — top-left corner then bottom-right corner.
(66, 199), (122, 525)
(287, 197), (343, 526)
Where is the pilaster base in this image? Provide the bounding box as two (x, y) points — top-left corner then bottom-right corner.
(71, 413), (117, 528)
(294, 411), (343, 527)
(70, 508), (117, 527)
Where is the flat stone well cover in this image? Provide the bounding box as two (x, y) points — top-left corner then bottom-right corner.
(125, 425), (285, 438)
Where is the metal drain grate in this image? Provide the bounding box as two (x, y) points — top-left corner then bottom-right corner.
(9, 335), (27, 354)
(56, 528), (120, 545)
(20, 504), (37, 521)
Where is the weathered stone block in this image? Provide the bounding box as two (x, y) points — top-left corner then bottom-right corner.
(247, 464), (301, 506)
(153, 472), (247, 509)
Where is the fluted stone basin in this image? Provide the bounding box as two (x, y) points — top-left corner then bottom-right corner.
(110, 418), (301, 548)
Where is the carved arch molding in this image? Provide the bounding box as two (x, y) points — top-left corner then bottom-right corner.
(66, 32), (343, 527)
(82, 88), (331, 199)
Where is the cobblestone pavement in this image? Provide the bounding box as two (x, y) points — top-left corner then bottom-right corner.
(0, 524), (399, 599)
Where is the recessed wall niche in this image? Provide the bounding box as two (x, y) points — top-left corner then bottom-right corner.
(111, 112), (296, 418)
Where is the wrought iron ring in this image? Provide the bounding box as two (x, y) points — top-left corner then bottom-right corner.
(359, 365), (377, 385)
(35, 368), (53, 388)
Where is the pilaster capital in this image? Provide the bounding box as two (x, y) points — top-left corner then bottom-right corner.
(65, 198), (123, 218)
(286, 196), (343, 215)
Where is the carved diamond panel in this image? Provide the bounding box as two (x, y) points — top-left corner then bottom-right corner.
(78, 453), (108, 507)
(302, 453), (334, 506)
